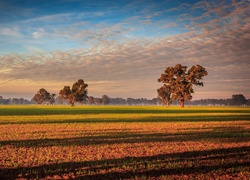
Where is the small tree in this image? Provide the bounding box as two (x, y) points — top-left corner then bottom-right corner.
(94, 98), (102, 105)
(102, 95), (110, 105)
(88, 96), (94, 105)
(158, 64), (208, 107)
(59, 79), (88, 106)
(32, 88), (56, 105)
(231, 94), (247, 106)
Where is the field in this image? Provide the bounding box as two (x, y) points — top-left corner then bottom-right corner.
(0, 105), (250, 179)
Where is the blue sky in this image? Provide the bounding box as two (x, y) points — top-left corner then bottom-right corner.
(0, 0), (249, 100)
(0, 0), (193, 53)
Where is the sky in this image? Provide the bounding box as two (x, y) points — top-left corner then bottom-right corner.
(0, 0), (249, 100)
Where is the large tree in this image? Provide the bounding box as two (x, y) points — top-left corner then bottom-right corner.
(32, 88), (56, 105)
(157, 64), (208, 107)
(59, 79), (88, 106)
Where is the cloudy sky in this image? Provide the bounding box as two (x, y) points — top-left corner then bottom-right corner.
(0, 0), (249, 100)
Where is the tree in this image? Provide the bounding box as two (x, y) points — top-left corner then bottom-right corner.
(94, 98), (102, 105)
(32, 88), (56, 105)
(59, 79), (88, 106)
(231, 94), (247, 106)
(102, 95), (110, 105)
(110, 97), (127, 105)
(88, 96), (94, 105)
(11, 98), (19, 104)
(158, 64), (208, 107)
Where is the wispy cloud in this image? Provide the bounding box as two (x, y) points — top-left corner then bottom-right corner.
(32, 28), (48, 38)
(23, 13), (73, 23)
(0, 27), (20, 37)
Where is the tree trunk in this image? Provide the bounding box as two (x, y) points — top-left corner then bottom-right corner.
(166, 101), (169, 108)
(180, 100), (184, 108)
(70, 100), (75, 107)
(180, 96), (184, 108)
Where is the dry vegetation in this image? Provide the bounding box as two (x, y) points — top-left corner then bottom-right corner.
(0, 105), (249, 179)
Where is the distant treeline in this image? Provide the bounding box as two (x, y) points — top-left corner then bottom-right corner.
(0, 96), (32, 105)
(0, 94), (249, 106)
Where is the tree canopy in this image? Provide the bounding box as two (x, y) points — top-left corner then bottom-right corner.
(102, 95), (110, 105)
(231, 94), (247, 106)
(32, 88), (55, 105)
(59, 79), (88, 106)
(157, 64), (208, 107)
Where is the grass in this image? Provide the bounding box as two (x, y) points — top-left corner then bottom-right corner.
(0, 105), (249, 179)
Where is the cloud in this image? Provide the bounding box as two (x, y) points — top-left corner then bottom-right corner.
(32, 28), (48, 39)
(24, 13), (73, 23)
(1, 19), (249, 98)
(0, 27), (20, 37)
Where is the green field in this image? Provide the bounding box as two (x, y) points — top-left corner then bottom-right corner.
(0, 105), (250, 179)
